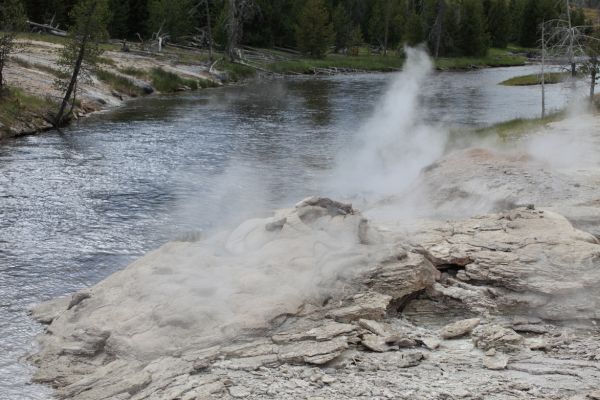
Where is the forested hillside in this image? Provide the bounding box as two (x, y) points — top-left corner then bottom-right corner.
(20, 0), (594, 58)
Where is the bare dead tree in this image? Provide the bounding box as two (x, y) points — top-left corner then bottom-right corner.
(151, 22), (169, 53)
(226, 0), (255, 62)
(543, 14), (600, 105)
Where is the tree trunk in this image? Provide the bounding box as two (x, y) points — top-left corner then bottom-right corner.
(433, 0), (445, 58)
(205, 0), (213, 62)
(227, 0), (238, 62)
(55, 1), (98, 126)
(0, 35), (14, 92)
(55, 38), (88, 126)
(0, 58), (4, 90)
(541, 21), (546, 119)
(590, 57), (597, 103)
(383, 0), (390, 56)
(566, 0), (577, 78)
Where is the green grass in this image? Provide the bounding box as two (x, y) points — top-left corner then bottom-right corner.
(0, 87), (55, 132)
(117, 66), (147, 79)
(16, 33), (120, 52)
(95, 69), (145, 97)
(264, 47), (526, 74)
(266, 53), (403, 74)
(16, 32), (68, 45)
(11, 56), (69, 79)
(473, 111), (566, 137)
(97, 56), (117, 67)
(220, 60), (257, 81)
(506, 44), (539, 54)
(435, 48), (527, 70)
(149, 67), (217, 92)
(500, 72), (569, 86)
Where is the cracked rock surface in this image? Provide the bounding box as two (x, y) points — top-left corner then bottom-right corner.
(28, 192), (600, 399)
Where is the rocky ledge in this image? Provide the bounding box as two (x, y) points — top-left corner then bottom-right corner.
(28, 194), (600, 400)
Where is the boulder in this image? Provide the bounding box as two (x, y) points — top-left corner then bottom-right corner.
(439, 318), (480, 339)
(472, 325), (524, 352)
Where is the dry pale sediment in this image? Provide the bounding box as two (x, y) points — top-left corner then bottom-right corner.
(28, 193), (600, 399)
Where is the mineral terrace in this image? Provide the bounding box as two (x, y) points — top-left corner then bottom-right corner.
(28, 120), (600, 400)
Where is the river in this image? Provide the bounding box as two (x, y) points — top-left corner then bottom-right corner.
(0, 65), (586, 398)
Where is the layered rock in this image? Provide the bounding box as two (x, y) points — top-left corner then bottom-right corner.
(29, 197), (439, 399)
(408, 208), (600, 321)
(28, 194), (600, 399)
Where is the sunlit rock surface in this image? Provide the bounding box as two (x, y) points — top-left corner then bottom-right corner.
(27, 111), (600, 400)
(29, 193), (600, 399)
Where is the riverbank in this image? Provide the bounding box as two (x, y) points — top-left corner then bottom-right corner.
(0, 36), (254, 140)
(1, 38), (532, 140)
(262, 47), (528, 74)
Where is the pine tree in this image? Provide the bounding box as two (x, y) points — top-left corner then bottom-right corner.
(458, 0), (489, 56)
(0, 0), (26, 94)
(404, 11), (424, 46)
(107, 0), (130, 39)
(487, 0), (511, 48)
(296, 0), (334, 58)
(332, 3), (352, 52)
(348, 25), (364, 56)
(54, 0), (110, 126)
(148, 0), (195, 41)
(519, 0), (559, 48)
(128, 0), (150, 38)
(508, 0), (525, 44)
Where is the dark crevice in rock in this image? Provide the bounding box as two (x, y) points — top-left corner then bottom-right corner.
(388, 290), (425, 315)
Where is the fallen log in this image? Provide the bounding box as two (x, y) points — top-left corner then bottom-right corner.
(27, 20), (67, 37)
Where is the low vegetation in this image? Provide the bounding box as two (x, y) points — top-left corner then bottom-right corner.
(0, 87), (55, 132)
(95, 69), (145, 97)
(500, 72), (569, 86)
(219, 60), (256, 81)
(10, 56), (69, 79)
(436, 48), (526, 70)
(265, 47), (525, 74)
(266, 53), (403, 74)
(149, 67), (217, 92)
(473, 111), (566, 137)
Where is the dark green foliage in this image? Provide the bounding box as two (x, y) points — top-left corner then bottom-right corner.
(128, 0), (150, 38)
(107, 0), (130, 39)
(520, 0), (559, 48)
(487, 0), (511, 48)
(404, 11), (424, 46)
(332, 3), (352, 52)
(17, 0), (590, 61)
(148, 0), (194, 40)
(0, 0), (27, 91)
(296, 0), (334, 58)
(458, 0), (489, 56)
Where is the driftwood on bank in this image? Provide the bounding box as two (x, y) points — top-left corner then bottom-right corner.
(27, 21), (67, 37)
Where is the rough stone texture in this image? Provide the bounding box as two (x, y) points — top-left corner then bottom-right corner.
(408, 208), (600, 321)
(439, 318), (480, 339)
(27, 139), (600, 400)
(472, 325), (524, 352)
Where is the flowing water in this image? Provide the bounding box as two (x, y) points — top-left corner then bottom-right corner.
(0, 65), (585, 398)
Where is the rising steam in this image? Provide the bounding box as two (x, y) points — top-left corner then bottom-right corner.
(329, 47), (448, 201)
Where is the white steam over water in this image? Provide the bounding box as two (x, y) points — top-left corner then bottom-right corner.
(330, 48), (447, 200)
